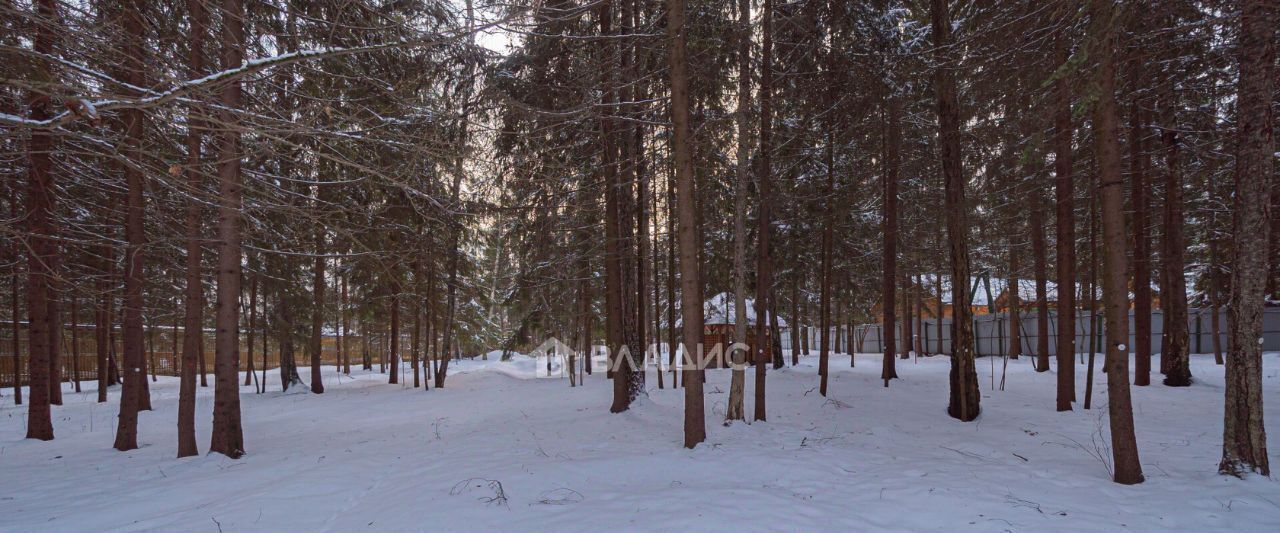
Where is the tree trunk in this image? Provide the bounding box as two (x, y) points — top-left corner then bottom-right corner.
(1209, 237), (1223, 365)
(8, 183), (21, 405)
(198, 325), (208, 387)
(95, 245), (109, 403)
(790, 280), (801, 366)
(147, 320), (157, 384)
(108, 295), (121, 386)
(881, 94), (901, 386)
(633, 0), (650, 394)
(246, 273), (257, 392)
(1007, 248), (1020, 360)
(611, 0), (644, 413)
(48, 262), (61, 406)
(342, 273), (351, 375)
(932, 0), (979, 422)
(770, 297), (784, 369)
(435, 3), (475, 389)
(1029, 169), (1050, 372)
(752, 0), (775, 423)
(900, 272), (911, 360)
(209, 0), (246, 458)
(1053, 22), (1076, 411)
(652, 161), (664, 387)
(70, 297), (80, 392)
(1159, 81), (1191, 387)
(667, 164), (676, 387)
(1220, 0), (1274, 478)
(309, 219), (327, 392)
(22, 0), (59, 441)
(260, 291), (269, 391)
(915, 274), (925, 355)
(1131, 100), (1152, 385)
(9, 208), (21, 404)
(668, 0), (704, 447)
(425, 262), (436, 383)
(178, 0), (208, 457)
(1084, 171), (1099, 409)
(1089, 1), (1144, 484)
(412, 260), (422, 388)
(115, 39), (147, 446)
(389, 289), (400, 384)
(936, 268), (944, 355)
(726, 0), (750, 423)
(576, 204), (593, 387)
(603, 73), (621, 386)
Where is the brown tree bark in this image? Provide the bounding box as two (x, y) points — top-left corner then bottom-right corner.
(278, 291), (301, 389)
(915, 274), (925, 355)
(1052, 17), (1076, 410)
(1158, 80), (1191, 386)
(342, 273), (351, 375)
(23, 0), (59, 441)
(576, 201), (593, 387)
(112, 0), (149, 452)
(147, 320), (157, 384)
(598, 0), (620, 382)
(70, 296), (80, 392)
(412, 260), (422, 388)
(309, 213), (326, 394)
(1007, 247), (1021, 360)
(1220, 0), (1274, 478)
(178, 0), (208, 458)
(790, 280), (801, 366)
(1030, 168), (1050, 372)
(881, 94), (901, 386)
(770, 296), (784, 369)
(209, 0), (246, 458)
(94, 244), (109, 403)
(9, 213), (20, 404)
(752, 0), (776, 423)
(1209, 237), (1223, 365)
(1084, 172), (1099, 409)
(668, 0), (704, 447)
(246, 273), (257, 391)
(47, 261), (61, 406)
(1130, 100), (1153, 385)
(389, 288), (400, 384)
(901, 273), (912, 360)
(8, 184), (20, 405)
(932, 0), (979, 422)
(434, 3), (475, 389)
(726, 0), (750, 422)
(632, 0), (650, 393)
(817, 4), (836, 393)
(609, 0), (644, 413)
(652, 161), (663, 386)
(1089, 0), (1143, 484)
(666, 165), (676, 387)
(198, 324), (208, 387)
(936, 267), (944, 355)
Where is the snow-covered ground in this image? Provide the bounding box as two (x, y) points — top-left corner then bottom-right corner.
(2, 352), (1278, 532)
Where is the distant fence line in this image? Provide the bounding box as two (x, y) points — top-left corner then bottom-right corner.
(784, 308), (1280, 356)
(0, 327), (420, 388)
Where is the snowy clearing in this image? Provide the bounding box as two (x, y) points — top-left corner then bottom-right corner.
(2, 353), (1278, 532)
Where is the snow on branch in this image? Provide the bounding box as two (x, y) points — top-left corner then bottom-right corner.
(1, 18), (506, 130)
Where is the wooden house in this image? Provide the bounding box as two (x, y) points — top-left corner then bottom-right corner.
(691, 293), (787, 367)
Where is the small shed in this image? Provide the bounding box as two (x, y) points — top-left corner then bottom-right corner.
(696, 292), (786, 367)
